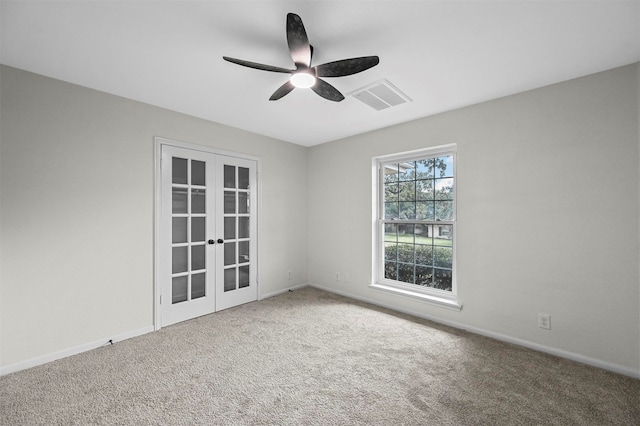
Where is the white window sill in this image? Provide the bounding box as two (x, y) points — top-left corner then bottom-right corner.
(369, 283), (462, 311)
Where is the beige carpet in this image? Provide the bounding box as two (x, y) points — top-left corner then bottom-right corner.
(1, 287), (638, 425)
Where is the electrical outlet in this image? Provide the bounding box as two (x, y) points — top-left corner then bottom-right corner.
(538, 313), (551, 330)
(287, 271), (292, 280)
(335, 272), (340, 281)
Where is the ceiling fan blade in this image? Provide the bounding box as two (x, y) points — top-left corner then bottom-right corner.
(286, 13), (312, 68)
(315, 56), (380, 77)
(269, 81), (295, 101)
(311, 78), (345, 102)
(223, 56), (292, 73)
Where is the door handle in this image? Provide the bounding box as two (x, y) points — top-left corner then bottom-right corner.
(217, 239), (224, 244)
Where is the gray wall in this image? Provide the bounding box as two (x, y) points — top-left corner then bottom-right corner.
(2, 63), (638, 376)
(307, 63), (639, 375)
(0, 65), (308, 367)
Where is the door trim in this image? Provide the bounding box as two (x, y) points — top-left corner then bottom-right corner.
(153, 137), (262, 330)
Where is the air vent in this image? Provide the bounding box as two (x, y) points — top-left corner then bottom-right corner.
(349, 79), (411, 111)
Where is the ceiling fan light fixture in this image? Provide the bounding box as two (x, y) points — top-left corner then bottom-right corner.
(223, 13), (379, 101)
(290, 71), (316, 88)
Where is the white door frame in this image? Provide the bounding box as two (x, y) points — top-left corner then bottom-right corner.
(153, 137), (262, 330)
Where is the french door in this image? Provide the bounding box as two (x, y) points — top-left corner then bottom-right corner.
(160, 144), (258, 326)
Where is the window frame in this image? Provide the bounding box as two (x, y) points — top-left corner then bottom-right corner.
(370, 145), (461, 311)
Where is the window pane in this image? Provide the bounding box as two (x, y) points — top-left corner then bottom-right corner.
(398, 224), (414, 242)
(224, 268), (236, 292)
(383, 163), (398, 183)
(172, 157), (188, 184)
(384, 261), (398, 280)
(399, 181), (416, 201)
(399, 202), (416, 219)
(434, 269), (453, 291)
(172, 217), (187, 244)
(191, 189), (206, 214)
(399, 161), (415, 181)
(435, 178), (454, 200)
(436, 155), (454, 178)
(415, 224), (432, 245)
(434, 247), (453, 268)
(224, 191), (235, 214)
(384, 164), (399, 182)
(238, 217), (250, 239)
(238, 167), (249, 189)
(398, 263), (415, 283)
(384, 182), (399, 203)
(415, 244), (433, 266)
(416, 202), (434, 220)
(172, 276), (188, 304)
(191, 245), (205, 271)
(191, 217), (205, 242)
(384, 223), (397, 242)
(238, 241), (249, 263)
(385, 202), (399, 219)
(416, 179), (434, 201)
(191, 273), (205, 299)
(172, 246), (188, 274)
(172, 187), (188, 214)
(224, 242), (236, 266)
(224, 165), (235, 188)
(416, 266), (433, 286)
(397, 243), (414, 263)
(239, 265), (250, 288)
(384, 242), (397, 261)
(416, 158), (434, 179)
(224, 217), (235, 240)
(435, 225), (453, 246)
(191, 160), (205, 186)
(435, 201), (453, 221)
(238, 192), (249, 214)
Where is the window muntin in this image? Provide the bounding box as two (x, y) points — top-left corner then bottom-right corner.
(378, 150), (455, 295)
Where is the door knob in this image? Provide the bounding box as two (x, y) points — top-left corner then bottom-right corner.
(217, 239), (224, 244)
(208, 239), (215, 245)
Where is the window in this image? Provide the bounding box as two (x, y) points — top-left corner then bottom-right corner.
(371, 145), (460, 310)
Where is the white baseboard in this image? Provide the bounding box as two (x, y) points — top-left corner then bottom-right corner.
(0, 325), (154, 377)
(259, 283), (310, 300)
(5, 286), (637, 379)
(1, 284), (312, 377)
(308, 283), (640, 379)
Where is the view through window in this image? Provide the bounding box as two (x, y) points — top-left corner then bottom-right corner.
(379, 149), (456, 294)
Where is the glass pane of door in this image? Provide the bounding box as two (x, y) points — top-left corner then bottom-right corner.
(172, 276), (188, 303)
(191, 217), (205, 242)
(216, 157), (257, 311)
(238, 167), (249, 189)
(172, 158), (188, 184)
(170, 157), (210, 304)
(192, 273), (206, 299)
(191, 160), (206, 186)
(172, 217), (187, 243)
(172, 188), (188, 214)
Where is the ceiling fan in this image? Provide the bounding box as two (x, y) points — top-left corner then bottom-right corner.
(223, 13), (379, 102)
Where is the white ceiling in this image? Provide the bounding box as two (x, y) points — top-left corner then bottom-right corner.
(1, 1), (639, 147)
